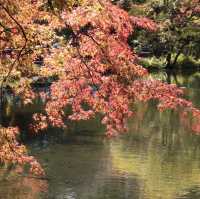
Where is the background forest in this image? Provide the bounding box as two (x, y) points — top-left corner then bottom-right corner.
(119, 0), (200, 69)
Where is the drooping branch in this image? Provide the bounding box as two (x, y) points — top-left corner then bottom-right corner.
(0, 3), (27, 119)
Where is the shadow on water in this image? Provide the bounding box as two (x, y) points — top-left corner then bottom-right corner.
(1, 71), (200, 198)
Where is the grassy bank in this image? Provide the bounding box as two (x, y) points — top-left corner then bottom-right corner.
(139, 55), (200, 70)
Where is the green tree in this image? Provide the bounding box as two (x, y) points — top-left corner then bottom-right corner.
(131, 0), (200, 69)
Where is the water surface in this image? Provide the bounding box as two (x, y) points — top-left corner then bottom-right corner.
(1, 71), (200, 199)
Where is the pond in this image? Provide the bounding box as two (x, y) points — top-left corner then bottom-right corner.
(1, 70), (200, 199)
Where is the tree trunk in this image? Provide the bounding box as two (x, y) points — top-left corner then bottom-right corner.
(165, 53), (173, 69)
(165, 42), (188, 69)
(172, 50), (182, 66)
(172, 42), (189, 66)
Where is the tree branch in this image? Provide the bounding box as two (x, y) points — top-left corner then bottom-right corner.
(0, 3), (27, 116)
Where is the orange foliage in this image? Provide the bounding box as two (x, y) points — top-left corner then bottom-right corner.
(0, 0), (200, 175)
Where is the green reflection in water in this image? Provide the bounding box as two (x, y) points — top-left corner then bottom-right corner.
(111, 107), (200, 199)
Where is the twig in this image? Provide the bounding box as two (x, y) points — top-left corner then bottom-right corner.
(0, 3), (27, 113)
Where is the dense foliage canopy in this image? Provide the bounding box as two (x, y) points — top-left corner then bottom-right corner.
(0, 0), (200, 175)
(129, 0), (200, 68)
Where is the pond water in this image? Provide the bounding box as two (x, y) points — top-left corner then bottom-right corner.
(1, 70), (200, 199)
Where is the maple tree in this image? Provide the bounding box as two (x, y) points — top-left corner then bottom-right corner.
(0, 0), (200, 176)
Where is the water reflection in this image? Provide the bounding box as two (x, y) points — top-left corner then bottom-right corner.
(111, 117), (200, 199)
(0, 169), (48, 199)
(35, 141), (142, 199)
(0, 71), (200, 199)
